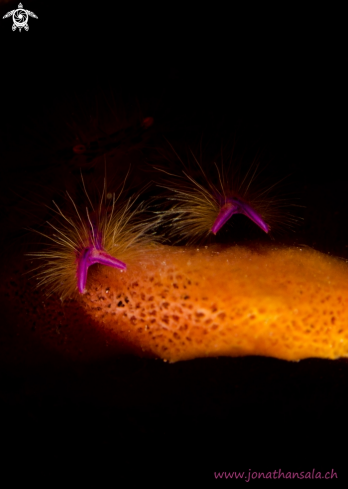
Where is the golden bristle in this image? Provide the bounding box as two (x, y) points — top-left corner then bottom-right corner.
(156, 141), (300, 244)
(26, 175), (161, 300)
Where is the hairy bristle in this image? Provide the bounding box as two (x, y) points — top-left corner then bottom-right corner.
(156, 141), (300, 244)
(26, 176), (161, 300)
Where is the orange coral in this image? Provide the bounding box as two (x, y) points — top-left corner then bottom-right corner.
(79, 243), (348, 362)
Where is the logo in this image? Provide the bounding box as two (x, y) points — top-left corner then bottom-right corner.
(3, 2), (38, 32)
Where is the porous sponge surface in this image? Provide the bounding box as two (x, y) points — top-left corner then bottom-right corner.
(80, 244), (348, 362)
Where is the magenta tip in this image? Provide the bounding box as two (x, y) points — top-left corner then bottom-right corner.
(76, 246), (126, 294)
(211, 198), (269, 235)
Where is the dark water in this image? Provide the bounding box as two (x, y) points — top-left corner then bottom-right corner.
(0, 1), (347, 483)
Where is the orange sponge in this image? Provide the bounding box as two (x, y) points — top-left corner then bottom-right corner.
(79, 243), (348, 362)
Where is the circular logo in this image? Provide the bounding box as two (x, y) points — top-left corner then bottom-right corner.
(13, 9), (28, 29)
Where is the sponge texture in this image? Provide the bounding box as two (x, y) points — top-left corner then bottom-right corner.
(79, 244), (348, 362)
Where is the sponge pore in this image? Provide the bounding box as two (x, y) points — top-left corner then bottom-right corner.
(79, 244), (348, 363)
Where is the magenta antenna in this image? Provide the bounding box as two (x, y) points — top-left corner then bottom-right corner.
(211, 197), (269, 235)
(76, 247), (126, 294)
(76, 219), (126, 294)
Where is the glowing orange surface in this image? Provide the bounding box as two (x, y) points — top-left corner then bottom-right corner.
(79, 244), (348, 362)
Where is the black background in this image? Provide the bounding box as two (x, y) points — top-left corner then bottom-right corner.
(0, 0), (347, 485)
